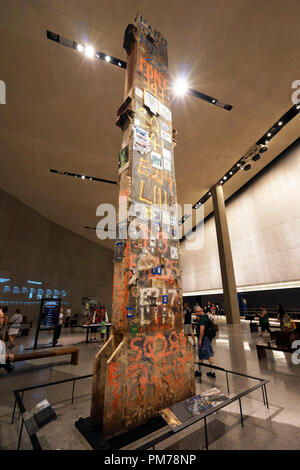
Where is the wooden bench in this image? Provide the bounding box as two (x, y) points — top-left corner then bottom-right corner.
(13, 347), (79, 365)
(256, 331), (296, 359)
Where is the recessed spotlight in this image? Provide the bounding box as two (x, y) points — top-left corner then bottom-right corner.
(173, 77), (188, 97)
(96, 54), (100, 58)
(220, 180), (223, 184)
(77, 43), (84, 52)
(105, 55), (111, 62)
(278, 121), (283, 126)
(81, 175), (85, 179)
(212, 99), (216, 103)
(223, 176), (227, 180)
(118, 62), (122, 66)
(208, 192), (211, 195)
(237, 163), (241, 167)
(229, 171), (233, 175)
(267, 132), (272, 137)
(85, 45), (95, 58)
(296, 104), (300, 110)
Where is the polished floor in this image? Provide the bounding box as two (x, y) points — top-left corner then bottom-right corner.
(1, 319), (300, 450)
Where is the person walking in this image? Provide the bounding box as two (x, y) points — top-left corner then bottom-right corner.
(183, 303), (196, 348)
(7, 309), (23, 349)
(195, 306), (216, 378)
(257, 304), (270, 338)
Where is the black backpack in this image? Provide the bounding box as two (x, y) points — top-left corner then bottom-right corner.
(205, 316), (216, 340)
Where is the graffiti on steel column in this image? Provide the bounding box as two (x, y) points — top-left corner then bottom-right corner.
(106, 331), (193, 422)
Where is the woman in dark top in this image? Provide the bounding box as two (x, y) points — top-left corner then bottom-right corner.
(257, 304), (270, 338)
(276, 304), (285, 331)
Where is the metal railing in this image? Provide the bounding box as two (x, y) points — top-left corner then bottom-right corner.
(11, 373), (93, 450)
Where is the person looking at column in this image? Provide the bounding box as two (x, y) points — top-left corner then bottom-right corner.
(257, 304), (270, 338)
(276, 304), (285, 331)
(7, 309), (23, 349)
(53, 307), (64, 346)
(195, 306), (216, 378)
(183, 303), (196, 348)
(65, 306), (72, 328)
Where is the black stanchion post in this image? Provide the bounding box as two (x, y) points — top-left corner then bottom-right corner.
(239, 398), (244, 427)
(204, 417), (208, 450)
(17, 418), (24, 450)
(72, 379), (75, 404)
(11, 399), (17, 424)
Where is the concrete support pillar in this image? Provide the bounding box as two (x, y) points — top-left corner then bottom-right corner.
(211, 184), (240, 324)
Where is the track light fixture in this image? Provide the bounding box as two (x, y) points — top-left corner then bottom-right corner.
(259, 143), (268, 153)
(243, 164), (251, 171)
(49, 169), (117, 185)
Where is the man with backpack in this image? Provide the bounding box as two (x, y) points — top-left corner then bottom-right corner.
(195, 306), (216, 378)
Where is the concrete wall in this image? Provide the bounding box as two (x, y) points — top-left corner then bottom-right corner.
(0, 187), (114, 320)
(181, 140), (300, 293)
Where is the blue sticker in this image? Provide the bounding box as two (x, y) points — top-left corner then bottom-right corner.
(162, 295), (168, 304)
(151, 268), (157, 275)
(127, 307), (133, 318)
(156, 266), (162, 275)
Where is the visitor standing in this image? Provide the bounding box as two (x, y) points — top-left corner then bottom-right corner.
(257, 304), (270, 338)
(204, 300), (211, 314)
(211, 304), (216, 321)
(53, 307), (64, 346)
(65, 306), (72, 327)
(0, 306), (5, 341)
(7, 309), (23, 349)
(276, 304), (285, 331)
(183, 303), (196, 348)
(195, 306), (216, 378)
(0, 339), (14, 374)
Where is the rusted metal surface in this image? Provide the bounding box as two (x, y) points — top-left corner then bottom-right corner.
(91, 14), (195, 438)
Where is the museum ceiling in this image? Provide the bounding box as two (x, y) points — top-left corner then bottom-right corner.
(0, 0), (299, 249)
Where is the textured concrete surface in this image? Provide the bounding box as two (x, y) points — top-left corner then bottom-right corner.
(1, 318), (300, 450)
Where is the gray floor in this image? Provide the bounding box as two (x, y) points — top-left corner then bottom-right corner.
(1, 319), (300, 450)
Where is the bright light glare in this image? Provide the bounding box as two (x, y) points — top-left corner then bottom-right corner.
(77, 44), (84, 52)
(105, 55), (111, 62)
(85, 45), (95, 58)
(173, 78), (188, 97)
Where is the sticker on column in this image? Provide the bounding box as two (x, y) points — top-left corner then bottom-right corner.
(152, 207), (161, 223)
(162, 295), (168, 304)
(159, 101), (172, 121)
(127, 307), (133, 318)
(135, 87), (143, 100)
(156, 266), (162, 275)
(118, 145), (129, 173)
(170, 215), (176, 226)
(114, 241), (125, 262)
(170, 246), (178, 259)
(149, 236), (156, 247)
(151, 151), (163, 170)
(161, 129), (172, 144)
(144, 89), (159, 115)
(162, 148), (172, 172)
(133, 126), (150, 155)
(161, 121), (170, 133)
